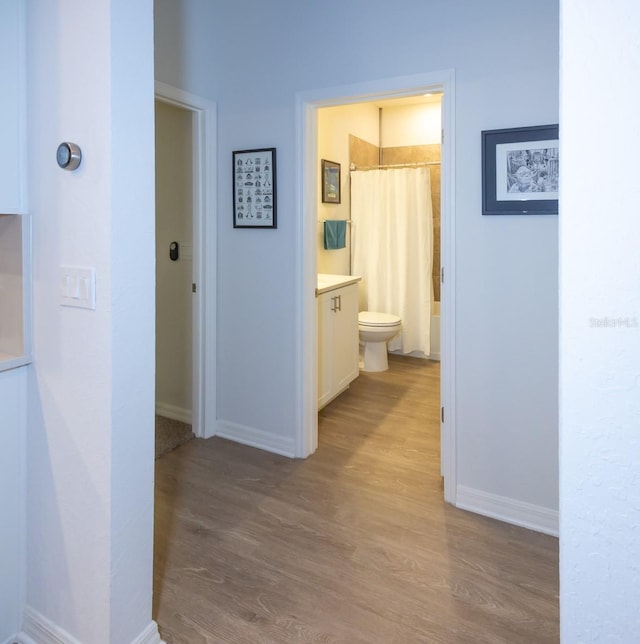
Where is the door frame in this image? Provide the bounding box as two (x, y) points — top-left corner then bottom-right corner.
(294, 70), (457, 504)
(154, 82), (217, 439)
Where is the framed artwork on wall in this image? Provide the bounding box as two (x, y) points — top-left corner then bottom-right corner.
(482, 124), (559, 215)
(233, 147), (277, 228)
(321, 159), (341, 204)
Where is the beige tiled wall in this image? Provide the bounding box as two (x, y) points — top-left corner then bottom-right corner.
(349, 134), (379, 168)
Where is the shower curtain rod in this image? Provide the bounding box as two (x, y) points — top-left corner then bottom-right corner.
(349, 161), (440, 171)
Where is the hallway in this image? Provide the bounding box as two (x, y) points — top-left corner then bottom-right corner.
(153, 356), (559, 643)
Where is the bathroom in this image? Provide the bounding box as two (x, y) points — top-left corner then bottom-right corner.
(316, 93), (442, 406)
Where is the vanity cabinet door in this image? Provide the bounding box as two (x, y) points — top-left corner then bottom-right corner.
(317, 290), (334, 408)
(0, 0), (26, 214)
(317, 283), (359, 409)
(332, 284), (359, 394)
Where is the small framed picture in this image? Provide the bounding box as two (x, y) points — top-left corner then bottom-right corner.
(482, 124), (559, 215)
(321, 159), (341, 204)
(233, 148), (277, 228)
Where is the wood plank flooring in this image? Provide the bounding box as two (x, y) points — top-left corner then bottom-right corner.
(153, 355), (559, 643)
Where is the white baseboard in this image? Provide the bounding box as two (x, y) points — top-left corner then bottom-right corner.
(19, 607), (81, 644)
(456, 485), (559, 537)
(156, 401), (192, 425)
(19, 607), (165, 644)
(130, 621), (165, 644)
(215, 419), (296, 457)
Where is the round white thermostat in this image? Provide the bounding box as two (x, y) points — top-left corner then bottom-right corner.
(56, 142), (82, 170)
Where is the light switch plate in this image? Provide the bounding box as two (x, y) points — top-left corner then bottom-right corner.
(59, 266), (96, 310)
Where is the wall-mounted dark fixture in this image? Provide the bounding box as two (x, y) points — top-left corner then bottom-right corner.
(169, 241), (179, 261)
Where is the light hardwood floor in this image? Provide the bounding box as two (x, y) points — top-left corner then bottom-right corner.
(154, 355), (559, 643)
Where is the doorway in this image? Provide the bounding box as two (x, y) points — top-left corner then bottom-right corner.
(155, 100), (194, 441)
(295, 70), (457, 503)
(154, 82), (218, 440)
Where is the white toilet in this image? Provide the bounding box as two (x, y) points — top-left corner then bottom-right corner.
(358, 311), (402, 372)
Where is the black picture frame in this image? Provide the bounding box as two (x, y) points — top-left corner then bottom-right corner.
(233, 147), (277, 228)
(482, 124), (559, 215)
(321, 159), (341, 204)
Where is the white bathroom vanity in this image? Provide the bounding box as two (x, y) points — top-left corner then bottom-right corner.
(316, 274), (361, 409)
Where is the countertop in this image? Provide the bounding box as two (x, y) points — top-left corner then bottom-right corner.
(316, 273), (361, 296)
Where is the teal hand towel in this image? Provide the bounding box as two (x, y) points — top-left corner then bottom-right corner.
(323, 220), (347, 250)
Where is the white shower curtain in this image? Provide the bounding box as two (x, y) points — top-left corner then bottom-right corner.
(351, 167), (433, 355)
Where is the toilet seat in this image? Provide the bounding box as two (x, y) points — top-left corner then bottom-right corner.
(358, 311), (401, 328)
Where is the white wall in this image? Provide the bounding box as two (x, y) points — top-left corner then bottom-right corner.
(26, 1), (158, 642)
(560, 2), (640, 641)
(0, 367), (26, 643)
(0, 4), (27, 640)
(381, 101), (442, 147)
(317, 103), (379, 276)
(0, 0), (27, 215)
(155, 0), (558, 520)
(155, 101), (193, 422)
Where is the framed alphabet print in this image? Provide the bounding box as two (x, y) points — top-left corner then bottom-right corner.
(482, 124), (559, 215)
(233, 148), (277, 228)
